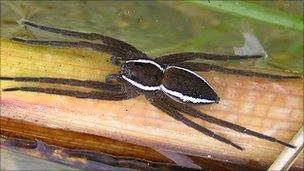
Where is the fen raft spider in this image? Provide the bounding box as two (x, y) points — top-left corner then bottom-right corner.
(1, 19), (300, 150)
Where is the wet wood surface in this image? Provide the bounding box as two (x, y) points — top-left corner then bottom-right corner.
(2, 118), (265, 170)
(1, 38), (303, 170)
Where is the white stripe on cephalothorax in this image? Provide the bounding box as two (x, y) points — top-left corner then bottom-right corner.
(165, 66), (216, 92)
(126, 59), (165, 72)
(160, 85), (215, 104)
(122, 75), (161, 91)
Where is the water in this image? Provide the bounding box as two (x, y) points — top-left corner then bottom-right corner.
(1, 1), (303, 170)
(1, 1), (302, 73)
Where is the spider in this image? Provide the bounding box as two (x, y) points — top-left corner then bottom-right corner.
(1, 19), (300, 151)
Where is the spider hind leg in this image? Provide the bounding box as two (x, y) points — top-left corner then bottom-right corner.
(146, 91), (244, 151)
(163, 96), (296, 148)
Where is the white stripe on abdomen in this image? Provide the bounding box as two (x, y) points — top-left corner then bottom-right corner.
(160, 85), (215, 104)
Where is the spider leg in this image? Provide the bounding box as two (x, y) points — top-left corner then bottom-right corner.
(155, 52), (263, 65)
(177, 62), (301, 79)
(162, 95), (296, 148)
(12, 37), (125, 57)
(18, 19), (146, 59)
(2, 86), (139, 100)
(0, 76), (122, 91)
(146, 91), (244, 150)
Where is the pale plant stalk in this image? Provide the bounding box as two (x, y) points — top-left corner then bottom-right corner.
(1, 38), (303, 168)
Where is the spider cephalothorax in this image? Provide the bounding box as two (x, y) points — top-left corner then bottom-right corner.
(1, 19), (301, 150)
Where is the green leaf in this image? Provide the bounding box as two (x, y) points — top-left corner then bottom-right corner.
(188, 1), (303, 31)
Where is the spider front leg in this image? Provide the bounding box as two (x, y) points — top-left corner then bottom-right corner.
(155, 52), (263, 66)
(2, 85), (139, 101)
(177, 62), (301, 79)
(1, 76), (139, 100)
(0, 76), (122, 91)
(17, 19), (147, 60)
(146, 91), (244, 150)
(12, 37), (125, 58)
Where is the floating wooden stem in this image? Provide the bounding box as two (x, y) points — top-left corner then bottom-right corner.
(1, 38), (303, 170)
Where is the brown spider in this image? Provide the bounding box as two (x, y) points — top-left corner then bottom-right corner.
(1, 19), (300, 150)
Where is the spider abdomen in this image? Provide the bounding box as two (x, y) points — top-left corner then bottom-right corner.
(161, 66), (219, 104)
